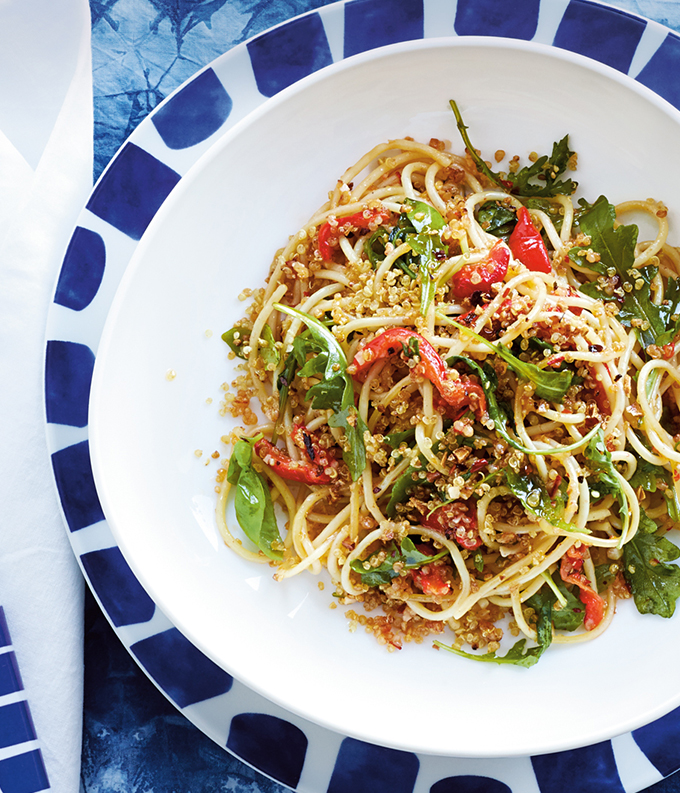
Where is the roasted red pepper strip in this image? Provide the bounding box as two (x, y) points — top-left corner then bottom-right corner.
(451, 241), (509, 300)
(508, 206), (552, 273)
(317, 208), (391, 261)
(254, 424), (337, 485)
(348, 328), (486, 421)
(422, 501), (483, 550)
(559, 544), (605, 631)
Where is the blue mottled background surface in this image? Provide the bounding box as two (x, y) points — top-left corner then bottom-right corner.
(83, 1), (680, 791)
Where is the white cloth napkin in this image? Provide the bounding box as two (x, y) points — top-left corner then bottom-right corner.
(0, 1), (93, 791)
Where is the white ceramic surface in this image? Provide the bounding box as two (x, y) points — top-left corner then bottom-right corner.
(89, 37), (680, 758)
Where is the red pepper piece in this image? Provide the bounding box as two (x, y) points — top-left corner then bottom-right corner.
(451, 241), (509, 300)
(254, 424), (337, 485)
(508, 206), (552, 273)
(422, 501), (483, 550)
(317, 208), (391, 261)
(412, 565), (451, 596)
(559, 544), (605, 631)
(348, 328), (486, 421)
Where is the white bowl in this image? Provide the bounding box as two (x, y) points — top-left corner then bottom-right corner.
(89, 36), (680, 758)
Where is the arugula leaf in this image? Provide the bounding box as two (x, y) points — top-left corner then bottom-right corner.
(477, 200), (517, 239)
(526, 574), (584, 632)
(450, 320), (572, 402)
(274, 304), (367, 480)
(622, 514), (680, 618)
(404, 199), (447, 316)
(584, 429), (628, 540)
(504, 468), (584, 534)
(568, 196), (676, 349)
(505, 136), (577, 197)
(628, 450), (680, 521)
(222, 325), (251, 359)
(449, 100), (576, 198)
(383, 428), (417, 449)
(435, 595), (552, 667)
(227, 438), (283, 561)
(350, 536), (448, 587)
(385, 454), (431, 517)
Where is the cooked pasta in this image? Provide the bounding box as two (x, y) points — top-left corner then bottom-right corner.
(216, 106), (680, 666)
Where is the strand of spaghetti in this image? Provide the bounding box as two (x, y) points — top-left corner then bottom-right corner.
(373, 456), (412, 496)
(616, 199), (668, 267)
(476, 487), (510, 550)
(275, 532), (338, 580)
(451, 537), (571, 618)
(415, 422), (448, 476)
(326, 525), (351, 585)
(362, 467), (386, 525)
(359, 360), (385, 423)
(464, 190), (522, 249)
(529, 208), (565, 256)
(425, 161), (448, 214)
(373, 242), (413, 289)
(487, 570), (548, 608)
(349, 480), (362, 542)
(401, 162), (428, 199)
(510, 586), (537, 641)
(513, 387), (549, 481)
(338, 234), (360, 264)
(637, 360), (680, 462)
(291, 489), (333, 573)
(626, 424), (668, 466)
(339, 315), (412, 339)
(352, 152), (440, 202)
(312, 503), (352, 547)
(551, 194), (575, 242)
(342, 526), (388, 596)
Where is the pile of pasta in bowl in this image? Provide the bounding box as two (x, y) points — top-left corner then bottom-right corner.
(218, 102), (680, 667)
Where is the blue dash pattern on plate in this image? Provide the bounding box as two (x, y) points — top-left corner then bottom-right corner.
(48, 0), (680, 790)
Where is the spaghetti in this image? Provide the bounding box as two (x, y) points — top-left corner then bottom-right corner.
(216, 104), (680, 666)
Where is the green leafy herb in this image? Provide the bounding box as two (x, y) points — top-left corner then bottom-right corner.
(435, 594), (552, 667)
(383, 428), (417, 449)
(629, 456), (680, 521)
(221, 325), (251, 359)
(450, 320), (572, 402)
(477, 200), (517, 239)
(449, 99), (576, 198)
(350, 536), (448, 587)
(274, 303), (367, 480)
(526, 573), (584, 632)
(385, 453), (431, 517)
(568, 196), (680, 350)
(404, 199), (447, 316)
(583, 429), (628, 542)
(505, 136), (577, 197)
(227, 437), (283, 561)
(504, 468), (584, 534)
(622, 513), (680, 618)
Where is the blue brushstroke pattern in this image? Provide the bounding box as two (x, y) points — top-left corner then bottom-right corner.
(553, 0), (645, 73)
(54, 227), (106, 311)
(151, 67), (232, 148)
(0, 751), (49, 793)
(131, 628), (233, 707)
(636, 31), (680, 111)
(343, 0), (424, 58)
(87, 143), (181, 240)
(455, 0), (540, 38)
(44, 340), (95, 428)
(227, 713), (308, 788)
(81, 547), (156, 627)
(0, 652), (24, 696)
(0, 702), (36, 749)
(634, 705), (680, 778)
(51, 440), (105, 532)
(531, 742), (625, 793)
(248, 13), (332, 96)
(327, 737), (419, 793)
(430, 776), (512, 793)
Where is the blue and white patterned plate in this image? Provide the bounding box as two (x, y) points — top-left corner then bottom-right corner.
(44, 0), (680, 790)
